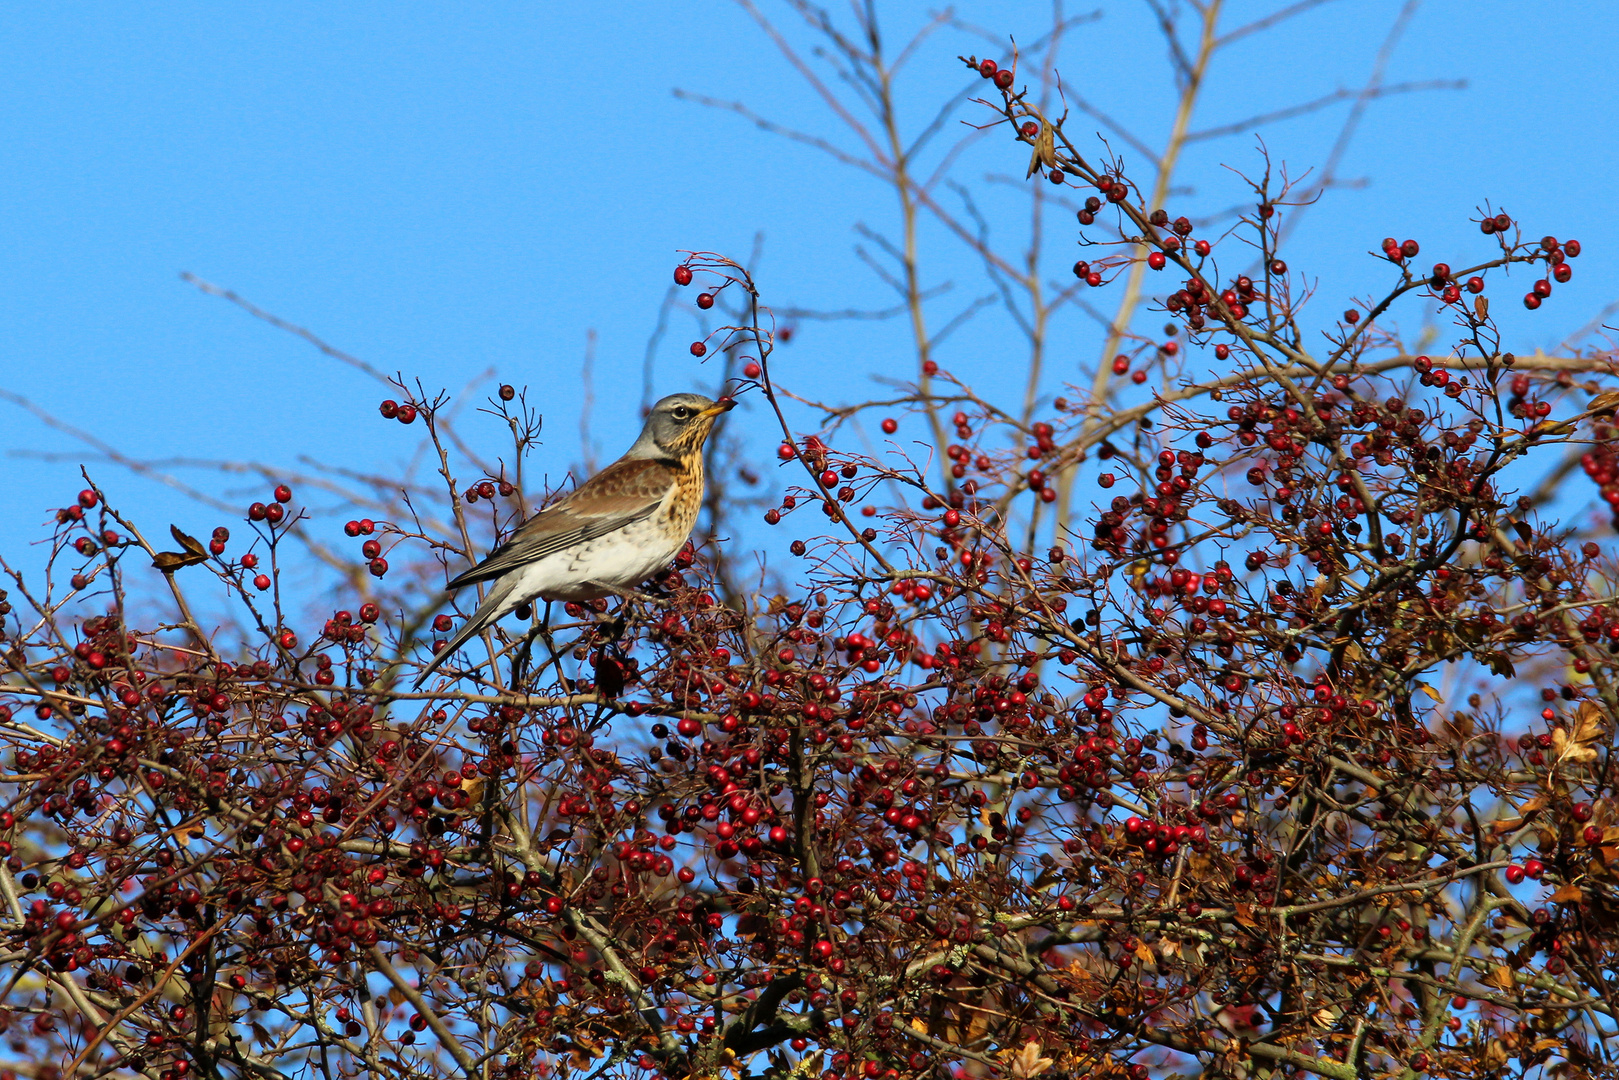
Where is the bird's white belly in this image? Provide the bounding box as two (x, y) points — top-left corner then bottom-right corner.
(504, 515), (682, 603)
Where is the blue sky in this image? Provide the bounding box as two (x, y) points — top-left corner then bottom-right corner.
(1, 1), (1612, 588)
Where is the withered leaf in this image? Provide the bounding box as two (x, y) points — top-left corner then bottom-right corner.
(172, 524), (208, 556)
(1488, 964), (1514, 991)
(1026, 123), (1056, 179)
(1552, 707), (1605, 766)
(1513, 520), (1533, 544)
(153, 525), (210, 572)
(1474, 296), (1489, 322)
(1549, 882), (1585, 905)
(1233, 902), (1257, 928)
(1589, 390), (1619, 416)
(1009, 1041), (1054, 1079)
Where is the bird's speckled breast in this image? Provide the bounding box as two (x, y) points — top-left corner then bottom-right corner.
(660, 458), (704, 541)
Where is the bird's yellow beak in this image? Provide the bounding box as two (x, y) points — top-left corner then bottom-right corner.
(699, 399), (737, 418)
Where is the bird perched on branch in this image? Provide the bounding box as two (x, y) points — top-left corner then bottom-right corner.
(415, 392), (734, 686)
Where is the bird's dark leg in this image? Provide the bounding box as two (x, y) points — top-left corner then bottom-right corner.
(510, 602), (566, 692)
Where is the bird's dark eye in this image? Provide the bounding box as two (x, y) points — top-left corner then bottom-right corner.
(672, 407), (690, 421)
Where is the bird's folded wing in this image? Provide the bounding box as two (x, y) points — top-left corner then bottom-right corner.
(444, 457), (674, 589)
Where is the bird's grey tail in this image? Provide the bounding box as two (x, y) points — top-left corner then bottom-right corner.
(412, 580), (517, 688)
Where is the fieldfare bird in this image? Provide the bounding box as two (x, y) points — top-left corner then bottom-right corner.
(414, 392), (734, 686)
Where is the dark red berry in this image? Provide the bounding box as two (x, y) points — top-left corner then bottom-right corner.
(674, 266), (693, 286)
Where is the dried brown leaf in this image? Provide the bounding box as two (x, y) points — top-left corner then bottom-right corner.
(1549, 882), (1585, 904)
(1589, 390), (1619, 416)
(1026, 124), (1056, 179)
(1009, 1041), (1054, 1078)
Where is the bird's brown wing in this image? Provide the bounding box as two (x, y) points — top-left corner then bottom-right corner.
(444, 457), (676, 590)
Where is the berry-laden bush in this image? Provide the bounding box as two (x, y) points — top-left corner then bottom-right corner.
(2, 11), (1618, 1080)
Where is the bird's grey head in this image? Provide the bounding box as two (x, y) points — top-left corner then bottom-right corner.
(626, 393), (735, 459)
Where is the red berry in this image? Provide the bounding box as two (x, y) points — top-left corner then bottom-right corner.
(922, 360), (938, 376)
(1505, 864), (1525, 884)
(253, 574), (271, 591)
(881, 417), (898, 434)
(273, 484), (292, 503)
(396, 404), (417, 424)
(978, 59), (997, 78)
(1533, 279), (1553, 298)
(1523, 293), (1541, 310)
(1098, 473), (1115, 488)
(778, 443), (796, 460)
(993, 69), (1013, 90)
(1194, 239), (1211, 257)
(697, 293), (715, 310)
(379, 399), (398, 419)
(1147, 251), (1165, 270)
(77, 490), (97, 509)
(1269, 260), (1286, 275)
(1214, 344), (1230, 360)
(743, 361), (762, 378)
(1553, 263), (1572, 283)
(1565, 239), (1581, 257)
(690, 341), (707, 357)
(1400, 239), (1419, 258)
(674, 265), (693, 286)
(1112, 355), (1130, 375)
(1467, 276), (1484, 293)
(369, 558), (388, 578)
(499, 384), (516, 401)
